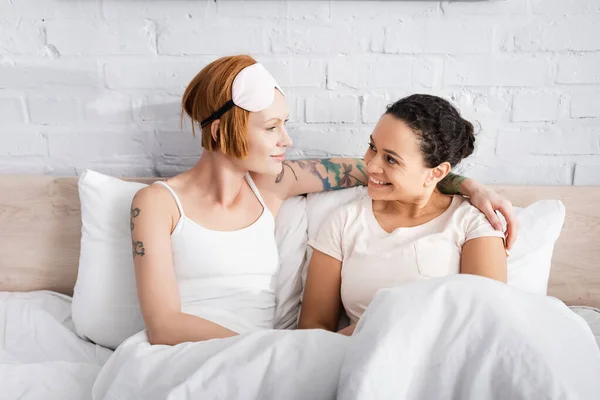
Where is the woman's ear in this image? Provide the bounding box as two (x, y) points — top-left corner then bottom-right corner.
(210, 120), (220, 143)
(424, 162), (451, 188)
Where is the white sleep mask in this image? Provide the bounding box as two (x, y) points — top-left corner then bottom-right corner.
(200, 63), (284, 128)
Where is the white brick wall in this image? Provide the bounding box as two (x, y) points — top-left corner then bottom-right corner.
(0, 0), (598, 185)
(305, 95), (358, 123)
(512, 92), (561, 122)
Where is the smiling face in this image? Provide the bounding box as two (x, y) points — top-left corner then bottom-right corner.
(236, 89), (292, 176)
(364, 114), (434, 202)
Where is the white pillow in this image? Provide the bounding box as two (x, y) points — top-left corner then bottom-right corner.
(72, 170), (308, 349)
(72, 170), (147, 349)
(273, 195), (308, 330)
(303, 187), (566, 296)
(504, 200), (565, 295)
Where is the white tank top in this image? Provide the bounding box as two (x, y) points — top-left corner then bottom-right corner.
(153, 174), (279, 334)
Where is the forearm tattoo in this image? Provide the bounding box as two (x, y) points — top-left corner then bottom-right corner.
(130, 207), (145, 258)
(275, 161), (298, 183)
(275, 158), (367, 190)
(437, 172), (467, 195)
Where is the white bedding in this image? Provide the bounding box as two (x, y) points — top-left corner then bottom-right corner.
(2, 278), (600, 400)
(339, 276), (600, 400)
(0, 291), (112, 400)
(93, 275), (600, 400)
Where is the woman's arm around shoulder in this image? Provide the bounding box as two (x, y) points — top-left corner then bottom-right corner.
(251, 158), (367, 201)
(252, 158), (519, 249)
(131, 185), (237, 345)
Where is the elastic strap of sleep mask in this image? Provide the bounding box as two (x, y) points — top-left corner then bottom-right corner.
(200, 100), (235, 128)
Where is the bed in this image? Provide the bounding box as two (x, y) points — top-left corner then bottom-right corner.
(1, 176), (599, 399)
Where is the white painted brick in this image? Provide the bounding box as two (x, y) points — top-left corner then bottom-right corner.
(445, 55), (554, 87)
(158, 22), (266, 55)
(412, 57), (443, 88)
(156, 162), (196, 177)
(156, 153), (199, 171)
(0, 0), (101, 19)
(28, 95), (82, 125)
(287, 1), (330, 21)
(46, 20), (155, 56)
(157, 130), (203, 157)
(497, 126), (600, 155)
(305, 95), (358, 124)
(0, 157), (47, 174)
(74, 163), (157, 178)
(84, 92), (133, 124)
(133, 94), (182, 130)
(0, 97), (26, 124)
(462, 161), (573, 185)
(255, 59), (324, 87)
(0, 20), (45, 55)
(412, 59), (436, 88)
(217, 1), (327, 21)
(0, 61), (101, 89)
(0, 129), (46, 156)
(0, 0), (598, 184)
(330, 2), (439, 21)
(444, 89), (512, 158)
(217, 0), (286, 19)
(47, 131), (153, 162)
(557, 54), (600, 84)
(455, 88), (513, 124)
(440, 0), (528, 15)
(103, 0), (213, 19)
(44, 164), (78, 176)
(104, 60), (204, 90)
(281, 93), (302, 123)
(512, 93), (561, 122)
(514, 17), (600, 52)
(271, 24), (383, 54)
(287, 126), (371, 157)
(361, 94), (390, 124)
(571, 94), (600, 118)
(466, 120), (500, 158)
(384, 20), (492, 54)
(328, 56), (412, 89)
(574, 163), (600, 185)
(530, 0), (600, 15)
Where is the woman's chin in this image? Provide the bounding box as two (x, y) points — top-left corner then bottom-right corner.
(367, 185), (390, 199)
(247, 162), (283, 177)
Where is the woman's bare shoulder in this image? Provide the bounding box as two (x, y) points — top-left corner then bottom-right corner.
(132, 183), (180, 225)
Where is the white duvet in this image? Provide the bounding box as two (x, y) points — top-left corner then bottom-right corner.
(0, 291), (112, 400)
(92, 275), (600, 400)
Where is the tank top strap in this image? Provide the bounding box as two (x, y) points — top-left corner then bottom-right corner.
(154, 181), (186, 218)
(245, 173), (266, 208)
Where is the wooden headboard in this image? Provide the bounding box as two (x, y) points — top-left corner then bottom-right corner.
(1, 176), (599, 307)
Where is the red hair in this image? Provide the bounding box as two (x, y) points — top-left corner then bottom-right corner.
(182, 55), (257, 159)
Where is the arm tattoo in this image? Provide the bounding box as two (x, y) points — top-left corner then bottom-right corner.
(275, 158), (367, 191)
(437, 172), (467, 195)
(308, 159), (366, 190)
(130, 207), (145, 258)
(275, 161), (298, 183)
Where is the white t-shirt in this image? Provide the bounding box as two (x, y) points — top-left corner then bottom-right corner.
(308, 192), (505, 325)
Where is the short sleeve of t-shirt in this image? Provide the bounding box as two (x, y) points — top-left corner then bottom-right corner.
(308, 208), (345, 262)
(464, 206), (506, 243)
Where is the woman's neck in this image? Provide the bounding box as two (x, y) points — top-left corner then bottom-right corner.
(372, 190), (451, 219)
(178, 151), (248, 207)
